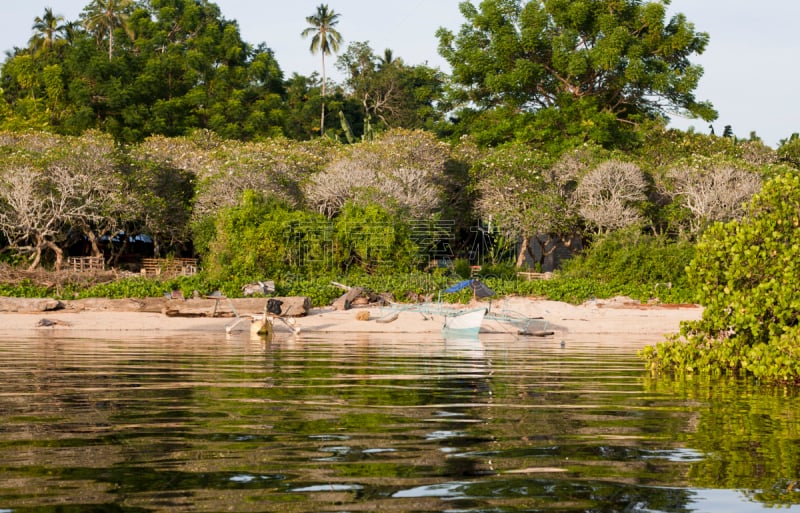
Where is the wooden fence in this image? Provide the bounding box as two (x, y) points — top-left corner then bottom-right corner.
(140, 258), (198, 277)
(67, 256), (105, 272)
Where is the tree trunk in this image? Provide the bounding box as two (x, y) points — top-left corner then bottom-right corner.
(320, 52), (326, 135)
(162, 296), (311, 318)
(109, 231), (129, 267)
(516, 235), (531, 268)
(536, 234), (562, 271)
(47, 241), (64, 271)
(87, 230), (103, 258)
(332, 287), (364, 310)
(27, 246), (42, 271)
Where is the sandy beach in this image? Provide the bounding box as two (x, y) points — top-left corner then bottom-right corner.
(0, 295), (702, 343)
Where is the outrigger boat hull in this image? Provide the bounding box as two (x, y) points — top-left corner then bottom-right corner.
(442, 307), (487, 336)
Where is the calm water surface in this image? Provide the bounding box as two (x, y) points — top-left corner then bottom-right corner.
(0, 331), (799, 512)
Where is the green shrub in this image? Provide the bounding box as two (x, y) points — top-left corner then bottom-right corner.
(560, 227), (695, 301)
(75, 277), (170, 299)
(0, 279), (50, 298)
(333, 202), (419, 274)
(453, 258), (472, 279)
(477, 262), (518, 281)
(641, 170), (800, 383)
(202, 191), (330, 281)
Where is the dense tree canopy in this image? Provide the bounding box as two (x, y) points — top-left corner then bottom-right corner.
(1, 0), (287, 142)
(437, 0), (717, 148)
(336, 42), (446, 132)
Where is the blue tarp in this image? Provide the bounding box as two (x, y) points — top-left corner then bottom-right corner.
(444, 279), (475, 293)
(443, 279), (495, 298)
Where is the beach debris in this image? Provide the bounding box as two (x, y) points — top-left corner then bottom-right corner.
(355, 310), (370, 321)
(242, 280), (276, 296)
(518, 329), (555, 337)
(406, 292), (434, 303)
(269, 296), (310, 317)
(331, 282), (391, 310)
(332, 286), (365, 310)
(163, 290), (184, 300)
(375, 312), (399, 324)
(36, 318), (72, 328)
(267, 298), (283, 315)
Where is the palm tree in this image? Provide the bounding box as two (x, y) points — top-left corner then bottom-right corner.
(82, 0), (134, 60)
(378, 48), (395, 68)
(301, 4), (343, 135)
(29, 7), (66, 55)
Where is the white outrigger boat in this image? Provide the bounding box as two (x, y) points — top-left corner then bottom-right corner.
(442, 307), (488, 335)
(375, 279), (553, 337)
(375, 301), (488, 336)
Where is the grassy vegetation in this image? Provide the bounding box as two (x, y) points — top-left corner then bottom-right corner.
(0, 229), (698, 306)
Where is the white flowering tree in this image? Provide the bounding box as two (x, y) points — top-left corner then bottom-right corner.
(0, 131), (123, 269)
(663, 163), (763, 235)
(133, 131), (332, 223)
(473, 144), (587, 268)
(305, 128), (449, 218)
(574, 160), (649, 234)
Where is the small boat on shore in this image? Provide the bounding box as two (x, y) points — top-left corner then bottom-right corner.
(442, 307), (487, 336)
(374, 302), (487, 336)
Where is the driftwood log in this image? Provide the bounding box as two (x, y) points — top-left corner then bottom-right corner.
(332, 287), (364, 311)
(162, 296), (311, 318)
(267, 296), (311, 317)
(0, 297), (63, 312)
(330, 282), (390, 311)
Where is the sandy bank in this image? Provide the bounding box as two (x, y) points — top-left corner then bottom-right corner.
(0, 295), (702, 342)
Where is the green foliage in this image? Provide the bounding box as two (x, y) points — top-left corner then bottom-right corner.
(201, 192), (419, 283)
(66, 272), (228, 300)
(561, 228), (695, 296)
(510, 276), (619, 304)
(643, 374), (800, 505)
(476, 262), (518, 281)
(333, 202), (419, 274)
(778, 133), (800, 169)
(204, 190), (330, 281)
(0, 279), (50, 298)
(453, 258), (472, 279)
(345, 271), (453, 300)
(74, 277), (169, 299)
(1, 0), (288, 142)
(335, 41), (446, 133)
(642, 170), (800, 383)
(437, 0), (716, 149)
(275, 274), (342, 307)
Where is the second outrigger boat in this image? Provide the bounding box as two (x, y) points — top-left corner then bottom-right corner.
(375, 279), (553, 337)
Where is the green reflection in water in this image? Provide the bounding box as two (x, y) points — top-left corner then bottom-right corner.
(644, 374), (800, 507)
(0, 335), (798, 512)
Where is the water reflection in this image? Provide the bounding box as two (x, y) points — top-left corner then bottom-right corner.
(0, 333), (798, 512)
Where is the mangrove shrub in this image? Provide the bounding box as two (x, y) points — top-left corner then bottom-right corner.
(641, 171), (800, 383)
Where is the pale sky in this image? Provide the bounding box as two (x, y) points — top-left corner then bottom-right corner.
(1, 0), (797, 148)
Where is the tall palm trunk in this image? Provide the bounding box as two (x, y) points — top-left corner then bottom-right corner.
(301, 4), (342, 138)
(320, 51), (326, 135)
(107, 26), (114, 59)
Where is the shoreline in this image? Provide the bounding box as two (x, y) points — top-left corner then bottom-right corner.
(0, 296), (702, 343)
